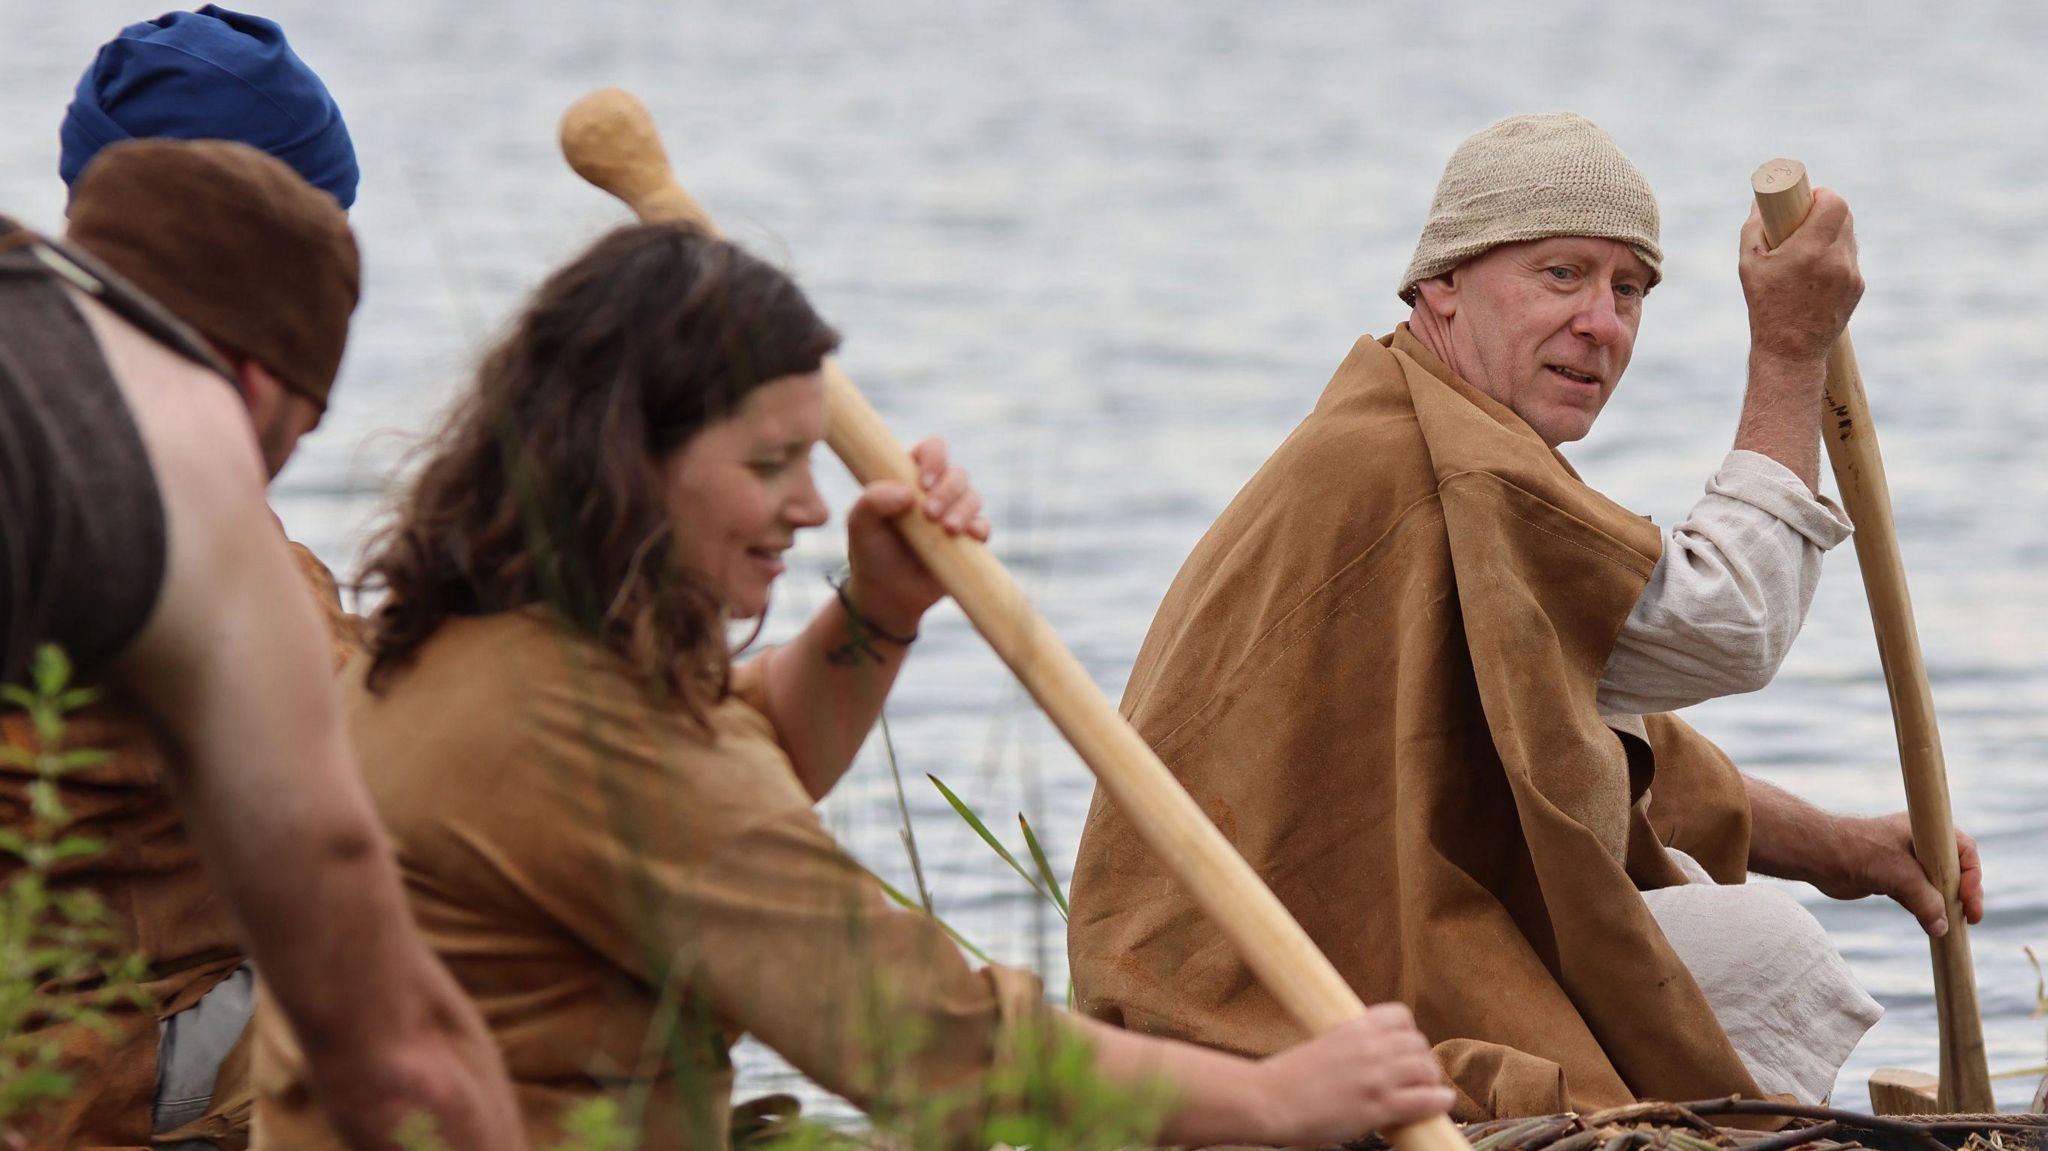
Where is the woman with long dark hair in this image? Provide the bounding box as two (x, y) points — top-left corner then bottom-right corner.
(251, 222), (1450, 1149)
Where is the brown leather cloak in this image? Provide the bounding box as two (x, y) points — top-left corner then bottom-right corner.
(1068, 327), (1762, 1119)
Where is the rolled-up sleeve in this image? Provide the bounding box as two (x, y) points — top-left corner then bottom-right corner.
(1597, 450), (1853, 716)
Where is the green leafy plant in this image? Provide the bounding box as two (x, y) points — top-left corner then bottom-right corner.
(741, 1018), (1170, 1151)
(391, 1111), (453, 1151)
(552, 1098), (639, 1151)
(0, 645), (149, 1133)
(975, 1019), (1173, 1150)
(394, 1098), (639, 1151)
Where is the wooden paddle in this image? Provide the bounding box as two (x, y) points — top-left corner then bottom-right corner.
(1751, 159), (1992, 1113)
(560, 86), (1469, 1151)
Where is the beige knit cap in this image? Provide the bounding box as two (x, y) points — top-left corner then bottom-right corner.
(1398, 113), (1661, 304)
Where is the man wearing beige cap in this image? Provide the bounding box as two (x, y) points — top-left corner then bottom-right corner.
(1071, 113), (1982, 1115)
(0, 140), (520, 1150)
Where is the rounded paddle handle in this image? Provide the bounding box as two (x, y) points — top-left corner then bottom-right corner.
(1750, 159), (1991, 1113)
(560, 85), (1471, 1151)
(1750, 158), (1815, 244)
(561, 88), (717, 233)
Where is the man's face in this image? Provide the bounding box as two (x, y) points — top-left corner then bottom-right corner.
(1415, 236), (1652, 447)
(231, 359), (323, 481)
(253, 391), (323, 481)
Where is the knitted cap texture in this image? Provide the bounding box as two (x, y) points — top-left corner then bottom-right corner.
(59, 5), (358, 208)
(66, 138), (360, 405)
(1399, 113), (1661, 304)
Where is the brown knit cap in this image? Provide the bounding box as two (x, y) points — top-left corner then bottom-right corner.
(65, 138), (359, 406)
(1399, 113), (1661, 305)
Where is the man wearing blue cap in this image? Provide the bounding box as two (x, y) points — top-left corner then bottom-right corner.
(0, 11), (520, 1151)
(17, 12), (359, 1148)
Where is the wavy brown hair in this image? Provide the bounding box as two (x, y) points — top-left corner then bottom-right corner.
(359, 222), (840, 714)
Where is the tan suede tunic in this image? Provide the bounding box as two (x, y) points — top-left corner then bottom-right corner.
(0, 539), (357, 1151)
(252, 609), (1052, 1151)
(1068, 327), (1764, 1121)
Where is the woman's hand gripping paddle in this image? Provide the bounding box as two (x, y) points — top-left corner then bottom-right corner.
(560, 86), (1471, 1151)
(1753, 159), (1992, 1114)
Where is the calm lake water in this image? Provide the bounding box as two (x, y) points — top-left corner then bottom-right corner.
(5, 0), (2046, 1118)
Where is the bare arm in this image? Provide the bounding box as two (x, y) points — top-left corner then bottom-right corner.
(1734, 350), (1828, 491)
(1732, 189), (1865, 491)
(96, 304), (524, 1151)
(745, 587), (916, 801)
(1743, 772), (1982, 937)
(1068, 1009), (1452, 1148)
(752, 437), (986, 800)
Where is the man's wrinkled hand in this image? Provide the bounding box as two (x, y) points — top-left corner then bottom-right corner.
(1810, 813), (1983, 936)
(1738, 188), (1865, 366)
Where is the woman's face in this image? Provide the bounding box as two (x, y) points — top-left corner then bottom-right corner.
(661, 370), (831, 620)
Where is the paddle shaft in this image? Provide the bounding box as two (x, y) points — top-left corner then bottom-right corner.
(1751, 160), (1991, 1113)
(560, 87), (1469, 1151)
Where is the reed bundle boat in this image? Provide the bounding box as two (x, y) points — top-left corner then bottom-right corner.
(1339, 1101), (2048, 1151)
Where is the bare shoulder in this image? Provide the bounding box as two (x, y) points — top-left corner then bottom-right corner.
(69, 287), (273, 582)
(70, 287), (262, 485)
(69, 288), (325, 725)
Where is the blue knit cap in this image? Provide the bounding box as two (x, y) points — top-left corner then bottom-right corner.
(60, 5), (357, 209)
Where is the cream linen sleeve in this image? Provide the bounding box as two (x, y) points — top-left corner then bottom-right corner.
(1596, 450), (1853, 716)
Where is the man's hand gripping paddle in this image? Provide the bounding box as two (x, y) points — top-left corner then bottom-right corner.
(1753, 160), (1992, 1114)
(560, 86), (1470, 1151)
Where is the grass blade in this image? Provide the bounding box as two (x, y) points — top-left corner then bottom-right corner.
(878, 712), (931, 914)
(927, 774), (1048, 907)
(1017, 814), (1068, 921)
